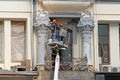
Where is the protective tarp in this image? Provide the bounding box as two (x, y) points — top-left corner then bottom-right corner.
(0, 22), (3, 61)
(11, 22), (26, 62)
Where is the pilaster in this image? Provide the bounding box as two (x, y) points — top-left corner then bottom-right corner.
(77, 11), (94, 65)
(34, 10), (50, 67)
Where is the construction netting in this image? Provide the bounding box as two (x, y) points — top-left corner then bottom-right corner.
(11, 21), (26, 62)
(0, 22), (3, 61)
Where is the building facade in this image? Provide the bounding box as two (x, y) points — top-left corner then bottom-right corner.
(0, 0), (120, 80)
(34, 0), (120, 71)
(0, 0), (33, 70)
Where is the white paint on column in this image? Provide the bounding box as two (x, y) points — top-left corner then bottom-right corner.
(4, 20), (11, 70)
(109, 23), (119, 66)
(93, 20), (99, 71)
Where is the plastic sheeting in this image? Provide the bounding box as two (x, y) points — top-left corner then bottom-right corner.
(0, 22), (3, 61)
(11, 22), (26, 62)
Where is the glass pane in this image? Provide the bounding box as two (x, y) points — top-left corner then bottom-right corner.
(103, 45), (109, 63)
(98, 24), (109, 35)
(95, 0), (120, 2)
(99, 44), (109, 63)
(99, 36), (109, 43)
(98, 45), (102, 57)
(119, 24), (120, 58)
(63, 46), (71, 62)
(98, 24), (109, 64)
(11, 21), (26, 62)
(0, 22), (3, 62)
(62, 30), (72, 63)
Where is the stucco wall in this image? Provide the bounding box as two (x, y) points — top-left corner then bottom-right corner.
(0, 1), (30, 12)
(5, 1), (119, 72)
(94, 3), (120, 70)
(0, 1), (32, 70)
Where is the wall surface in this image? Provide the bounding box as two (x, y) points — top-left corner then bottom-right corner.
(0, 0), (32, 70)
(94, 3), (120, 70)
(4, 0), (118, 73)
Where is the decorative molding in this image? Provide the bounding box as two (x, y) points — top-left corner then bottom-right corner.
(33, 9), (50, 65)
(36, 24), (48, 34)
(77, 11), (94, 32)
(77, 11), (95, 65)
(34, 9), (50, 34)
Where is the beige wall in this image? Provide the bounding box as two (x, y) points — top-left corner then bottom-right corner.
(109, 23), (119, 66)
(0, 1), (30, 12)
(3, 0), (118, 72)
(0, 1), (32, 70)
(94, 3), (120, 70)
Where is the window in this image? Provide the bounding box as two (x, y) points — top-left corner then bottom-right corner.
(119, 24), (120, 60)
(62, 29), (73, 63)
(95, 0), (120, 2)
(11, 21), (26, 62)
(98, 24), (110, 64)
(0, 22), (3, 62)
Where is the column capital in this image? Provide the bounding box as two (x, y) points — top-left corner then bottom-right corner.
(34, 9), (50, 34)
(77, 11), (94, 32)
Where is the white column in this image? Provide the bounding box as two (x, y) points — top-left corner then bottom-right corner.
(4, 20), (11, 70)
(77, 11), (94, 65)
(94, 20), (100, 71)
(26, 18), (31, 60)
(34, 10), (50, 65)
(109, 23), (119, 66)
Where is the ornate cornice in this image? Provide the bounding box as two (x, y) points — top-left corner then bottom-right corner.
(77, 11), (94, 32)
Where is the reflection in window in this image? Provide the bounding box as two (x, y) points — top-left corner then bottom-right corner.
(0, 22), (3, 62)
(98, 24), (110, 64)
(95, 0), (120, 2)
(119, 25), (120, 60)
(11, 21), (26, 62)
(62, 29), (72, 63)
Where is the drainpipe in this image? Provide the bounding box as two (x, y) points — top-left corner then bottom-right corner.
(77, 11), (94, 65)
(33, 10), (50, 69)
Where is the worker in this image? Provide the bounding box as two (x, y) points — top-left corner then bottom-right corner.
(51, 19), (60, 41)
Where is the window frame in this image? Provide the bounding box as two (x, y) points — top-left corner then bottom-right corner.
(95, 0), (120, 2)
(98, 24), (110, 64)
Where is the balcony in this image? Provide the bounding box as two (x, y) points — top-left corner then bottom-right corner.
(41, 0), (94, 12)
